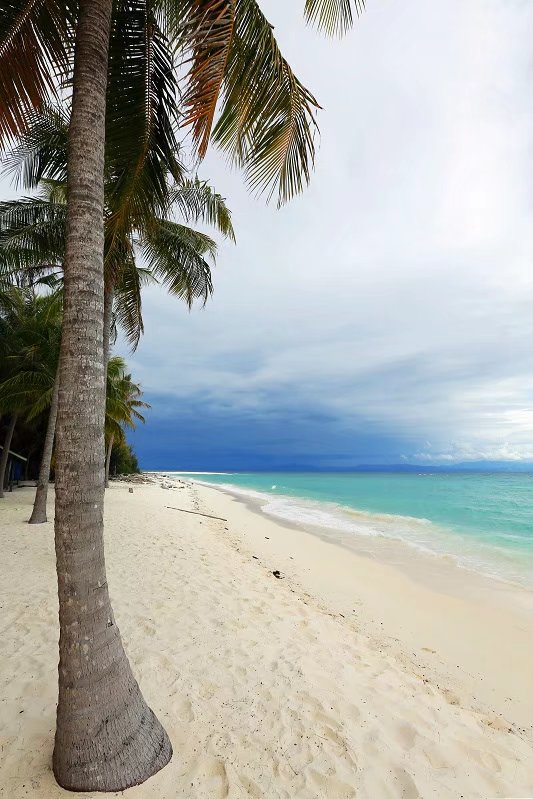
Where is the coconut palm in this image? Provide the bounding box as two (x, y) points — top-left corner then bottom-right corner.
(0, 286), (61, 499)
(0, 173), (226, 519)
(0, 283), (62, 520)
(0, 112), (232, 527)
(0, 173), (231, 350)
(1, 0), (363, 790)
(105, 356), (149, 487)
(1, 102), (234, 351)
(0, 415), (17, 496)
(0, 287), (20, 497)
(0, 288), (144, 513)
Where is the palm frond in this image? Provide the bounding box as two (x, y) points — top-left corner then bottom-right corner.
(1, 104), (69, 188)
(104, 226), (134, 292)
(141, 217), (215, 308)
(304, 0), (364, 37)
(0, 0), (73, 144)
(0, 196), (65, 275)
(169, 177), (235, 241)
(170, 0), (321, 205)
(113, 259), (145, 351)
(39, 177), (67, 204)
(178, 0), (236, 158)
(26, 382), (54, 418)
(0, 370), (54, 419)
(105, 0), (184, 265)
(105, 417), (126, 445)
(106, 356), (148, 434)
(0, 368), (52, 394)
(0, 290), (59, 412)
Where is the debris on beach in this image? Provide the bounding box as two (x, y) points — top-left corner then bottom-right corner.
(111, 473), (155, 485)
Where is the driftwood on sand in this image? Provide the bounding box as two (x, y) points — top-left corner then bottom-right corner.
(165, 506), (227, 522)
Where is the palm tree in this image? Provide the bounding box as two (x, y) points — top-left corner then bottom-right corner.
(0, 288), (144, 510)
(0, 288), (20, 497)
(0, 181), (223, 349)
(1, 130), (232, 521)
(1, 0), (362, 790)
(0, 286), (61, 499)
(0, 118), (234, 353)
(0, 288), (61, 517)
(1, 99), (235, 348)
(0, 415), (17, 496)
(105, 356), (149, 487)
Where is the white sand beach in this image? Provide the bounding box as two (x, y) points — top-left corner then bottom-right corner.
(2, 478), (533, 799)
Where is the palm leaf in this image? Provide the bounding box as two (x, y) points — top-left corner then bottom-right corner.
(168, 0), (321, 205)
(105, 356), (149, 436)
(178, 0), (236, 158)
(304, 0), (364, 37)
(0, 287), (61, 419)
(0, 370), (54, 419)
(105, 418), (126, 445)
(105, 0), (184, 266)
(0, 196), (65, 275)
(140, 217), (215, 308)
(169, 177), (235, 241)
(0, 371), (54, 419)
(1, 103), (69, 188)
(0, 0), (73, 143)
(114, 259), (146, 351)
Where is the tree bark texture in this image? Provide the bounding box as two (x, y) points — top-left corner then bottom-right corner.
(104, 431), (114, 489)
(29, 369), (60, 524)
(103, 285), (114, 372)
(0, 414), (17, 498)
(52, 0), (172, 790)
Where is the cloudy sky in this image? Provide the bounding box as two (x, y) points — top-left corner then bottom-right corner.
(126, 0), (533, 469)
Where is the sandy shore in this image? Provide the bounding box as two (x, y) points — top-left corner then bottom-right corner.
(1, 478), (533, 798)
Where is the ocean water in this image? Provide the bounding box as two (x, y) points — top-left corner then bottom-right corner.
(174, 471), (533, 589)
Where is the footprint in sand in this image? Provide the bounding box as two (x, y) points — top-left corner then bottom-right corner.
(188, 757), (229, 799)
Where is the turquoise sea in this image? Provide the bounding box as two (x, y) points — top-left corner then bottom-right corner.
(174, 471), (533, 589)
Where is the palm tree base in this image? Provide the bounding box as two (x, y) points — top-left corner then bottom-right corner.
(52, 699), (172, 791)
(29, 485), (48, 523)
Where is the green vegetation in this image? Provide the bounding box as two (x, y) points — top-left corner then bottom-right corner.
(111, 441), (141, 476)
(0, 286), (146, 506)
(105, 355), (149, 486)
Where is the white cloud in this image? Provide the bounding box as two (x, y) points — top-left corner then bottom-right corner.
(412, 443), (533, 464)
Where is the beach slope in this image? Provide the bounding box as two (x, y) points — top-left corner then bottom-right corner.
(1, 479), (532, 798)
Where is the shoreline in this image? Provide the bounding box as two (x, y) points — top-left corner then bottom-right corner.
(182, 476), (533, 612)
(2, 480), (533, 798)
(190, 478), (533, 730)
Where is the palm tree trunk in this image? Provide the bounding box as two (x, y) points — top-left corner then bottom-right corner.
(29, 369), (60, 524)
(103, 285), (114, 372)
(105, 431), (114, 488)
(0, 414), (17, 498)
(52, 0), (172, 790)
(103, 288), (114, 493)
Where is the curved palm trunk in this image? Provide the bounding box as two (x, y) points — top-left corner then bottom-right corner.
(52, 0), (172, 790)
(0, 414), (17, 498)
(105, 431), (114, 488)
(29, 370), (60, 524)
